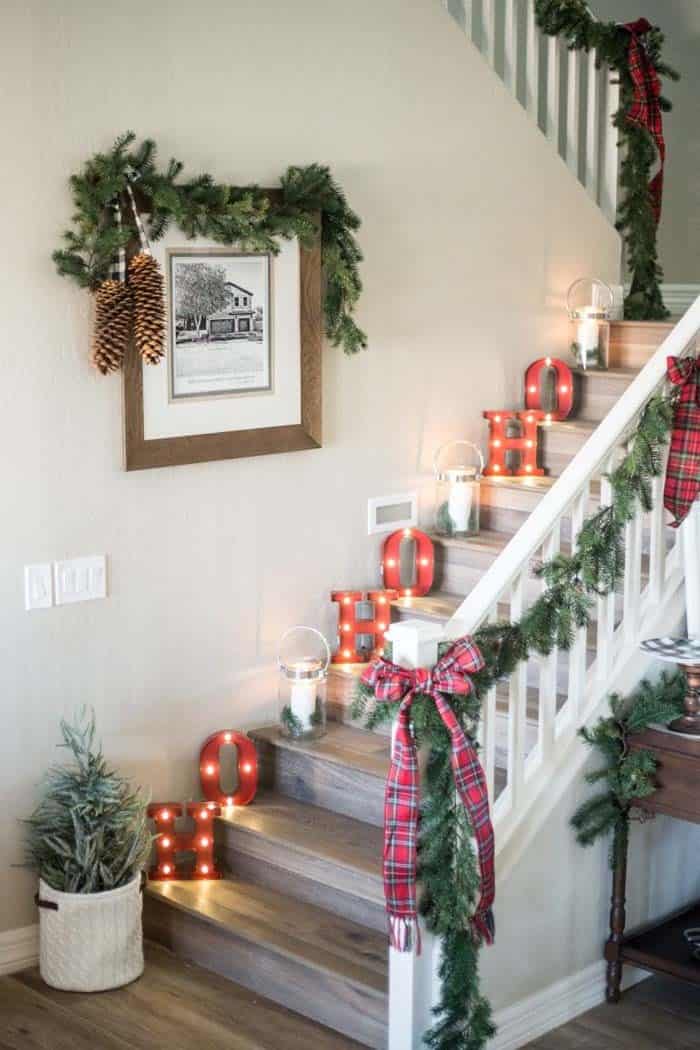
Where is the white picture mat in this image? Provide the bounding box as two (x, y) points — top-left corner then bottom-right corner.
(143, 233), (301, 440)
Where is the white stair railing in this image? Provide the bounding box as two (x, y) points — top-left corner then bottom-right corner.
(444, 0), (620, 223)
(389, 298), (700, 1050)
(446, 298), (700, 857)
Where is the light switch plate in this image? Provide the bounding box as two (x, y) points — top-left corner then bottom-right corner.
(25, 564), (53, 610)
(54, 555), (107, 605)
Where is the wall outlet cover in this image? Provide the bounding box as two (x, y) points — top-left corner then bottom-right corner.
(54, 555), (107, 605)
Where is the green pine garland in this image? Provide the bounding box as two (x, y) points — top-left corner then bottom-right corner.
(534, 1), (679, 321)
(571, 672), (686, 869)
(354, 390), (677, 1049)
(53, 131), (366, 355)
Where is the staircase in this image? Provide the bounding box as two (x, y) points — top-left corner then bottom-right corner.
(143, 316), (696, 1049)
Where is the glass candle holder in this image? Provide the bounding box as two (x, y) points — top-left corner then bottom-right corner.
(567, 278), (613, 371)
(278, 626), (330, 740)
(434, 440), (484, 538)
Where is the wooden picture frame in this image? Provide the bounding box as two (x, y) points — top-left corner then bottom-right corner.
(123, 212), (321, 471)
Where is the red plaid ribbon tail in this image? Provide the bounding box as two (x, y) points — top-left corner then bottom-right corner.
(472, 908), (496, 945)
(663, 356), (700, 527)
(624, 18), (665, 224)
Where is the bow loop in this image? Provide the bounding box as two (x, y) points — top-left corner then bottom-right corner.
(667, 356), (700, 400)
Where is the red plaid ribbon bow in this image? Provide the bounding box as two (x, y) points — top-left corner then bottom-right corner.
(624, 18), (665, 224)
(664, 356), (700, 527)
(362, 636), (495, 953)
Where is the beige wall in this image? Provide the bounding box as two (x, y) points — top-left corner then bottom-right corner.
(1, 0), (620, 949)
(592, 0), (700, 283)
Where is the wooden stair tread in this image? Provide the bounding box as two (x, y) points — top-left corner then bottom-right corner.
(250, 723), (390, 779)
(481, 475), (554, 493)
(146, 875), (388, 994)
(218, 790), (384, 884)
(572, 365), (639, 380)
(392, 590), (462, 620)
(427, 527), (514, 554)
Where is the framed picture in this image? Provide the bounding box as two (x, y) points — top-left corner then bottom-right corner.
(169, 250), (271, 400)
(123, 208), (321, 471)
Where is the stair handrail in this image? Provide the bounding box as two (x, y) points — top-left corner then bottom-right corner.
(447, 301), (700, 637)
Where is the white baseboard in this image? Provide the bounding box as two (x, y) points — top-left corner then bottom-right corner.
(0, 924), (39, 976)
(490, 960), (649, 1050)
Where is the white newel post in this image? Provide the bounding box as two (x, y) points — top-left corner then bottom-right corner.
(385, 619), (445, 1050)
(682, 500), (700, 638)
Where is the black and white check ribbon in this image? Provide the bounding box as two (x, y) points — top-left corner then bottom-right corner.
(640, 637), (700, 663)
(109, 202), (127, 283)
(125, 180), (151, 256)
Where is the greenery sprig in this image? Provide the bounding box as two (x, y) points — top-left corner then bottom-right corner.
(535, 1), (679, 321)
(571, 672), (686, 867)
(24, 709), (152, 894)
(53, 132), (367, 355)
(353, 389), (676, 1049)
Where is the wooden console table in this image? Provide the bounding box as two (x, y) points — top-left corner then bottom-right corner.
(605, 727), (700, 1002)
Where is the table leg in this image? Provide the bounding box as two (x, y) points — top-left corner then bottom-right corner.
(604, 825), (628, 1003)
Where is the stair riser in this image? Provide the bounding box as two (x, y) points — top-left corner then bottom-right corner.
(609, 322), (674, 370)
(216, 823), (386, 933)
(256, 738), (385, 827)
(144, 895), (387, 1049)
(574, 375), (635, 422)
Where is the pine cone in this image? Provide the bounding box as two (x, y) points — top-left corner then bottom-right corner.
(91, 279), (133, 374)
(128, 251), (165, 364)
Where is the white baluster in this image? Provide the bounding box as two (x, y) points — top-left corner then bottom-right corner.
(546, 35), (562, 152)
(504, 0), (518, 97)
(585, 48), (601, 200)
(539, 521), (561, 760)
(623, 486), (643, 644)
(525, 0), (540, 125)
(601, 67), (620, 224)
(568, 487), (589, 720)
(507, 572), (528, 805)
(682, 500), (700, 638)
(482, 0), (497, 68)
(565, 47), (581, 178)
(446, 0), (473, 36)
(648, 474), (667, 607)
(478, 603), (499, 805)
(596, 456), (617, 681)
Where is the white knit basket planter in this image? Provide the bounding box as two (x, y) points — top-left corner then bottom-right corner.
(37, 874), (144, 991)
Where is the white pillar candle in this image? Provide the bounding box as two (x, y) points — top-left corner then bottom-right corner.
(447, 471), (473, 533)
(576, 308), (600, 367)
(288, 670), (318, 731)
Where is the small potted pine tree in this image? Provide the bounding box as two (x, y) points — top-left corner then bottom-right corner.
(25, 710), (152, 991)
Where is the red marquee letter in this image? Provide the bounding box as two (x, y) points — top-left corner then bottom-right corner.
(382, 528), (435, 598)
(200, 730), (258, 807)
(483, 411), (544, 477)
(524, 357), (574, 421)
(331, 589), (398, 663)
(147, 801), (222, 881)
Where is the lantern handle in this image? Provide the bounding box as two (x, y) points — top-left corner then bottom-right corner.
(278, 626), (331, 673)
(566, 277), (613, 315)
(433, 440), (484, 478)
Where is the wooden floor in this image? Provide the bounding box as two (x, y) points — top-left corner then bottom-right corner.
(525, 975), (700, 1049)
(4, 949), (700, 1050)
(0, 942), (364, 1049)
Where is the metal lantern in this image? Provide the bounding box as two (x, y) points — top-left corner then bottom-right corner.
(434, 440), (484, 538)
(278, 626), (330, 740)
(567, 277), (613, 371)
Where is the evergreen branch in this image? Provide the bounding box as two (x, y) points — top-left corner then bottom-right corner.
(535, 1), (679, 320)
(54, 134), (366, 355)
